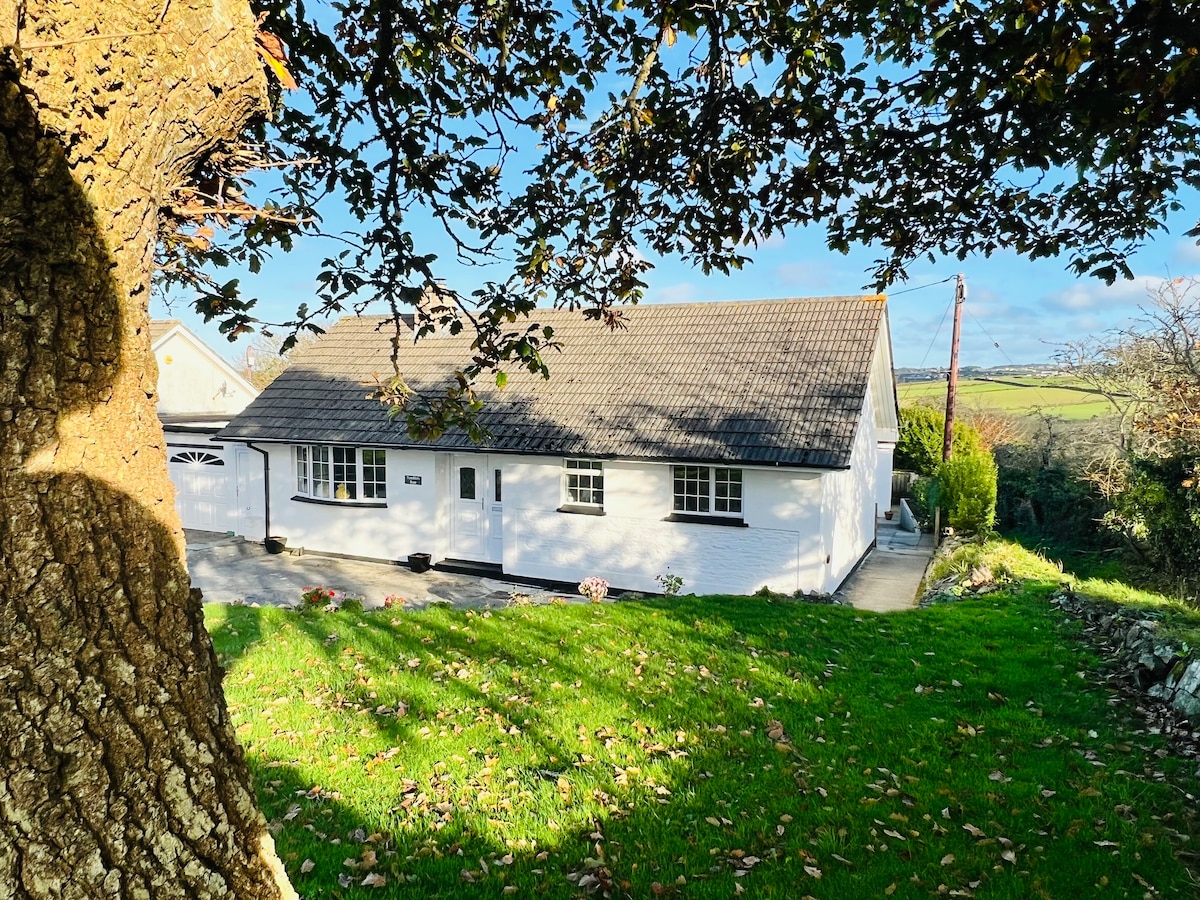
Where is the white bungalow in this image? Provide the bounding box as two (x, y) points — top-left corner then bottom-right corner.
(219, 296), (899, 596)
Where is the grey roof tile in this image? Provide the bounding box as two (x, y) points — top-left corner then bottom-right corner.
(220, 296), (889, 469)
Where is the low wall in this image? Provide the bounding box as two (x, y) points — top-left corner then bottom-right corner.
(1051, 589), (1200, 722)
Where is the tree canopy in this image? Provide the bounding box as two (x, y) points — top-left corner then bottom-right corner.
(6, 3), (1199, 896)
(164, 0), (1200, 434)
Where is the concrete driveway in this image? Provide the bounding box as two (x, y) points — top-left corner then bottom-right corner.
(185, 531), (558, 610)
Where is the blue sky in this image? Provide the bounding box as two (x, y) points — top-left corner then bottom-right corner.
(155, 4), (1200, 374)
(158, 190), (1200, 373)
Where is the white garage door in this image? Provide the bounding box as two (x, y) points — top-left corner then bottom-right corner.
(168, 447), (230, 531)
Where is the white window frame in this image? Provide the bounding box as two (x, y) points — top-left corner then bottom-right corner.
(361, 449), (387, 500)
(563, 459), (604, 509)
(294, 445), (386, 503)
(672, 465), (743, 517)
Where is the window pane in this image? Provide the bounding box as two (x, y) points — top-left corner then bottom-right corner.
(494, 469), (502, 502)
(673, 465), (709, 513)
(564, 459), (603, 507)
(459, 467), (476, 500)
(715, 468), (742, 514)
(362, 449), (386, 499)
(295, 446), (309, 494)
(312, 446), (330, 498)
(332, 445), (357, 499)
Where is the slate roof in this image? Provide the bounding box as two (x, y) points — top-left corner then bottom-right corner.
(149, 319), (181, 342)
(219, 296), (890, 469)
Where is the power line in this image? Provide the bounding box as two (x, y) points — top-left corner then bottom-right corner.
(964, 306), (1061, 411)
(965, 307), (1017, 367)
(918, 296), (955, 368)
(889, 274), (957, 297)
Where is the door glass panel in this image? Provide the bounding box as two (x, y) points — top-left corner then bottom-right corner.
(459, 467), (476, 500)
(494, 469), (502, 502)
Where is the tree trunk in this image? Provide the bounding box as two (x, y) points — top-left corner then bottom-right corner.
(0, 3), (295, 897)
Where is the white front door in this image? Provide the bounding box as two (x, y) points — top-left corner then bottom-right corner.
(487, 463), (504, 565)
(234, 447), (265, 539)
(450, 456), (503, 563)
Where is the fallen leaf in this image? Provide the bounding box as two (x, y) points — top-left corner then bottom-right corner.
(940, 854), (955, 866)
(361, 872), (387, 887)
(300, 859), (315, 874)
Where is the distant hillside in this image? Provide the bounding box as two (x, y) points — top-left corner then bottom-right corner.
(898, 373), (1113, 420)
(896, 363), (1061, 383)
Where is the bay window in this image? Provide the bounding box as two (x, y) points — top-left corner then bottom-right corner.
(294, 445), (386, 503)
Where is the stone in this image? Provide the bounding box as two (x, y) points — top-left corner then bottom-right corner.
(1173, 658), (1200, 701)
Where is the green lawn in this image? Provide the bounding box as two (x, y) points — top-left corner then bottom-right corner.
(898, 378), (1113, 420)
(209, 573), (1198, 898)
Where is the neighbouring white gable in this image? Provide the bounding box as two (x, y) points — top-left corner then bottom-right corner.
(869, 308), (900, 443)
(152, 323), (259, 417)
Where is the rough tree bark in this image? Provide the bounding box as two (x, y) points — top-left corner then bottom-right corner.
(0, 2), (296, 897)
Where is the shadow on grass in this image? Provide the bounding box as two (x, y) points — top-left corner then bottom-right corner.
(206, 597), (1200, 898)
(207, 603), (267, 668)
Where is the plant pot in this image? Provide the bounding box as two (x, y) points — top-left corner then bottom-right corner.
(408, 552), (432, 573)
(265, 536), (288, 554)
(884, 510), (894, 521)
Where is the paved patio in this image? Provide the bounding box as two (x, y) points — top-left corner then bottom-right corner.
(189, 519), (935, 615)
(185, 531), (558, 610)
(835, 515), (935, 613)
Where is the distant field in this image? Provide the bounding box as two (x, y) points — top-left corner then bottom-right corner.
(898, 376), (1115, 419)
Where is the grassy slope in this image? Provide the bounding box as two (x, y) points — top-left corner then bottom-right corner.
(898, 378), (1112, 420)
(210, 580), (1198, 898)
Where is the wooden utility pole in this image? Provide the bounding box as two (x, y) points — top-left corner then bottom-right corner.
(942, 274), (966, 462)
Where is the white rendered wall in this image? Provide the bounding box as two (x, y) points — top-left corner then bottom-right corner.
(820, 387), (881, 593)
(876, 443), (895, 514)
(499, 455), (825, 596)
(262, 444), (440, 561)
(155, 330), (258, 416)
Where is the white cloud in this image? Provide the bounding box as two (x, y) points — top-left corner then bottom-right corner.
(1171, 239), (1200, 265)
(1043, 275), (1169, 313)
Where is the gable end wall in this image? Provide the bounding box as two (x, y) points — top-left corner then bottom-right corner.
(820, 385), (880, 594)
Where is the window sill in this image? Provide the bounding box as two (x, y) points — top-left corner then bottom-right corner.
(664, 513), (747, 527)
(291, 494), (388, 509)
(558, 504), (606, 517)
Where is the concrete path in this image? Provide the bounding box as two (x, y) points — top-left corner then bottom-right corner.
(836, 516), (935, 613)
(185, 531), (560, 610)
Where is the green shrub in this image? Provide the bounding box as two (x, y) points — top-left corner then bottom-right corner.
(906, 475), (938, 531)
(896, 405), (984, 476)
(1106, 455), (1200, 586)
(937, 450), (998, 535)
(994, 446), (1109, 546)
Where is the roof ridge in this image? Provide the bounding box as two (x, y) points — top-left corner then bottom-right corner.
(325, 295), (886, 327)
